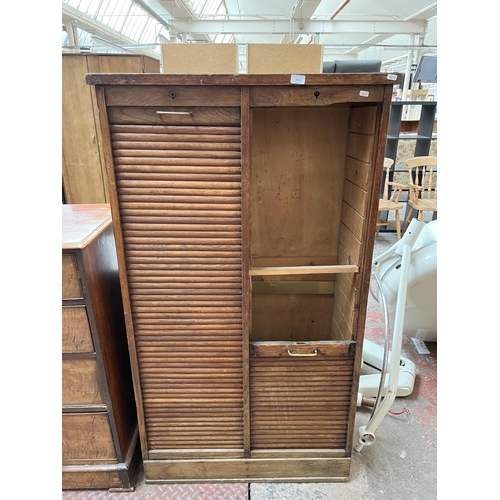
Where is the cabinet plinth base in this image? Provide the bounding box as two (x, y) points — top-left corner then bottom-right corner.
(62, 466), (133, 490)
(143, 457), (351, 483)
(62, 429), (141, 490)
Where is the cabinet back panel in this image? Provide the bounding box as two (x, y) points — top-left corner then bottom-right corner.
(252, 294), (335, 342)
(251, 107), (349, 260)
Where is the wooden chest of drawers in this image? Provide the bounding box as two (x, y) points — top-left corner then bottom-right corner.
(62, 204), (140, 490)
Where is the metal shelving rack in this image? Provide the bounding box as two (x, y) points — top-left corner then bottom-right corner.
(380, 100), (438, 232)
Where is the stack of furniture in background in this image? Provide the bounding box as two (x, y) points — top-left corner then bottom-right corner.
(62, 54), (160, 204)
(376, 158), (406, 239)
(403, 155), (438, 230)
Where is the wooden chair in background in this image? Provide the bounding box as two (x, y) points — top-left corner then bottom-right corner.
(404, 156), (437, 231)
(376, 157), (406, 239)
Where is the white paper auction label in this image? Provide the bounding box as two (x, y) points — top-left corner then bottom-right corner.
(359, 90), (369, 97)
(411, 337), (430, 354)
(290, 74), (306, 85)
(387, 74), (398, 81)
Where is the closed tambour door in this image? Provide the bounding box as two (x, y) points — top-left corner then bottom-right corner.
(111, 122), (244, 452)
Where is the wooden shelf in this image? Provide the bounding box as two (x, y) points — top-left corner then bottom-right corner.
(249, 265), (359, 276)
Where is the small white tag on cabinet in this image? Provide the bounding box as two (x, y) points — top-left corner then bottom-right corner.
(290, 74), (306, 85)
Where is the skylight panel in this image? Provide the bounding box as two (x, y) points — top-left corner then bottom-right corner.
(183, 0), (227, 18)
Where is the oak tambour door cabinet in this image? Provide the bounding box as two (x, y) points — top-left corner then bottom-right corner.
(62, 204), (140, 490)
(86, 72), (401, 483)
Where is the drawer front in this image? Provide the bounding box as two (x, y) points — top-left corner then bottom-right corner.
(62, 306), (94, 353)
(249, 85), (385, 107)
(62, 254), (83, 299)
(104, 85), (241, 107)
(62, 359), (104, 405)
(108, 106), (240, 126)
(250, 341), (355, 451)
(62, 413), (116, 461)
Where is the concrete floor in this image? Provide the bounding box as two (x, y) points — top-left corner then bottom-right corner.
(62, 230), (437, 500)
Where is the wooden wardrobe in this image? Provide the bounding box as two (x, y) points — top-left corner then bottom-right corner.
(85, 72), (401, 482)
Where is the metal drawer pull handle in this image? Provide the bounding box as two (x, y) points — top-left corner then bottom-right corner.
(287, 349), (318, 357)
(156, 110), (192, 115)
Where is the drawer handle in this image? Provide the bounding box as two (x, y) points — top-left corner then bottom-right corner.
(287, 349), (318, 357)
(156, 110), (192, 115)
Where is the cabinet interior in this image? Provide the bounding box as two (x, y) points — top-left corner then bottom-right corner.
(251, 105), (377, 343)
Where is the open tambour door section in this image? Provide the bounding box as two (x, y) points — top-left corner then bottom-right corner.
(250, 104), (380, 460)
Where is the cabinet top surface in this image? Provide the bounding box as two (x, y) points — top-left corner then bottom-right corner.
(85, 72), (403, 87)
(62, 204), (112, 250)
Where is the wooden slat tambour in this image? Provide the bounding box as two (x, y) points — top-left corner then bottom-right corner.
(115, 150), (242, 159)
(118, 175), (242, 184)
(114, 158), (241, 168)
(250, 345), (354, 450)
(110, 124), (241, 135)
(117, 169), (242, 178)
(112, 123), (244, 452)
(113, 138), (241, 148)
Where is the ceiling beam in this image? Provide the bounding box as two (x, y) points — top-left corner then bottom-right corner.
(131, 0), (170, 29)
(292, 1), (322, 19)
(157, 0), (210, 42)
(287, 1), (322, 43)
(167, 19), (427, 36)
(406, 3), (437, 20)
(132, 0), (212, 44)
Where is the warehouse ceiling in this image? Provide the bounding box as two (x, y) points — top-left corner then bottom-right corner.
(62, 0), (437, 73)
